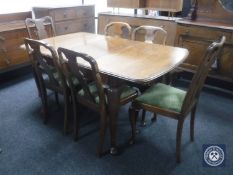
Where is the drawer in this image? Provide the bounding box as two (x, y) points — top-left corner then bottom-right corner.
(75, 6), (95, 19)
(178, 25), (232, 41)
(55, 19), (95, 35)
(53, 8), (77, 21)
(1, 29), (28, 40)
(0, 48), (28, 69)
(2, 38), (25, 50)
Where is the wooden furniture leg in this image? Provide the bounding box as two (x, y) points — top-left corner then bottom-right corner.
(107, 86), (121, 155)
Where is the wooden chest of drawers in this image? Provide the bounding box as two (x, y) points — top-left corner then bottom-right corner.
(33, 5), (95, 35)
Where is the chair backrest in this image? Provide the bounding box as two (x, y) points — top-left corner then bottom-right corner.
(57, 47), (106, 107)
(181, 36), (226, 115)
(132, 25), (167, 45)
(24, 38), (64, 87)
(104, 22), (132, 39)
(25, 16), (56, 39)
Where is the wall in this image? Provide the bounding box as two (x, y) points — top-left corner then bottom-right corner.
(0, 0), (110, 15)
(0, 0), (83, 14)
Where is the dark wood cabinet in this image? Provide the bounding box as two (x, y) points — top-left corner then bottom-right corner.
(175, 0), (233, 83)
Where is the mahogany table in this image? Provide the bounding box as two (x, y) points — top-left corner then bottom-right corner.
(41, 32), (189, 154)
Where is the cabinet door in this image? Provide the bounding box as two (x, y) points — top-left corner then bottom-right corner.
(177, 35), (210, 69)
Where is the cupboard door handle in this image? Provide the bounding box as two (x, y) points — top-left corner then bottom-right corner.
(64, 26), (68, 30)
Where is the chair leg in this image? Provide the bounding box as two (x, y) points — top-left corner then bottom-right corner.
(36, 71), (49, 123)
(151, 113), (157, 123)
(73, 99), (79, 141)
(63, 92), (69, 135)
(37, 74), (49, 124)
(141, 110), (146, 126)
(129, 106), (139, 145)
(97, 111), (107, 157)
(32, 67), (41, 97)
(55, 92), (59, 106)
(190, 105), (197, 142)
(41, 88), (48, 124)
(176, 119), (184, 163)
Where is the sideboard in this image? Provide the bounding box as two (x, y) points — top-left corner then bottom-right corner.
(175, 0), (233, 83)
(175, 20), (233, 83)
(0, 5), (95, 73)
(98, 12), (179, 46)
(0, 12), (31, 73)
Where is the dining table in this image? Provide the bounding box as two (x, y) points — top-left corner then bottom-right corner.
(40, 32), (189, 154)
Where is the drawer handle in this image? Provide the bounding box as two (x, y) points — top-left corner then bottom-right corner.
(64, 26), (69, 30)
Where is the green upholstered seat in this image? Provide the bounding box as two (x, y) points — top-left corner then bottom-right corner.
(135, 83), (186, 113)
(43, 70), (79, 87)
(78, 82), (137, 104)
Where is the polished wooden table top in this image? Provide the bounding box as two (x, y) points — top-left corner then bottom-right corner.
(42, 32), (189, 84)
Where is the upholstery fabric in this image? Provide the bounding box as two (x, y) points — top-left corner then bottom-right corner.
(136, 83), (186, 112)
(78, 82), (137, 104)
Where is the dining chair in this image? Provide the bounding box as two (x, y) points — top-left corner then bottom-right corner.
(57, 47), (138, 156)
(131, 25), (168, 126)
(25, 16), (56, 39)
(129, 36), (226, 163)
(25, 16), (57, 98)
(104, 22), (132, 39)
(24, 38), (71, 134)
(132, 25), (167, 45)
